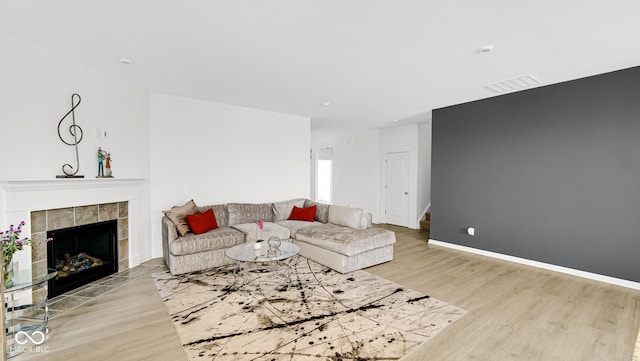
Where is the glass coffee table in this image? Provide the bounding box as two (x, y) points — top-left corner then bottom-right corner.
(225, 241), (300, 290)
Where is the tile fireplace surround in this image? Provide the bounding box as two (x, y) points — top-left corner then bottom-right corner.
(0, 178), (145, 279)
(30, 201), (129, 278)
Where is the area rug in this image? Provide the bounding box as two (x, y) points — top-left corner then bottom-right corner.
(152, 257), (466, 360)
(633, 329), (640, 361)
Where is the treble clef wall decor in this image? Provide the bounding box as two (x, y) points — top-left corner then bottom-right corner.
(56, 93), (85, 178)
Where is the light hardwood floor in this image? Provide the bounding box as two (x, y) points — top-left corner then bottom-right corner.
(15, 225), (640, 360)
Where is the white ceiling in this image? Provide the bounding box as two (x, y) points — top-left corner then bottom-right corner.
(1, 1), (639, 135)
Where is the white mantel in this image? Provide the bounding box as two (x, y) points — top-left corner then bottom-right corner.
(0, 178), (145, 208)
(0, 178), (146, 271)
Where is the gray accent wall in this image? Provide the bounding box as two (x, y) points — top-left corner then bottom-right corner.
(431, 66), (640, 283)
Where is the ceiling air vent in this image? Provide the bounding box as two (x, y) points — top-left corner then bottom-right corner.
(484, 74), (542, 94)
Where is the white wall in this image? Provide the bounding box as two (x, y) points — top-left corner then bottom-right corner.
(0, 33), (150, 181)
(311, 130), (382, 222)
(313, 124), (430, 229)
(0, 32), (152, 264)
(149, 93), (310, 257)
(333, 131), (381, 220)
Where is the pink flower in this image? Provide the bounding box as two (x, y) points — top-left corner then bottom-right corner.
(257, 221), (264, 230)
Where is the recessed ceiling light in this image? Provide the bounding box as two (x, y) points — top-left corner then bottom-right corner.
(391, 119), (399, 122)
(321, 102), (331, 107)
(119, 58), (134, 65)
(477, 45), (494, 54)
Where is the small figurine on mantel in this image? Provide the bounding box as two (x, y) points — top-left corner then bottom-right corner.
(96, 147), (113, 178)
(105, 153), (113, 177)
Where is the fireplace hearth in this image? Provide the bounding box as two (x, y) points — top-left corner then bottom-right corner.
(47, 220), (118, 298)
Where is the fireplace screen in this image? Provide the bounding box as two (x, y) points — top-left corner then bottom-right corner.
(47, 220), (118, 298)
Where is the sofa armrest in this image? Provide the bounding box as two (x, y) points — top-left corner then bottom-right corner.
(162, 216), (178, 268)
(362, 212), (373, 229)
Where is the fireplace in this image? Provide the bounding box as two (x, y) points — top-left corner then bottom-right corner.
(0, 179), (145, 299)
(47, 220), (119, 298)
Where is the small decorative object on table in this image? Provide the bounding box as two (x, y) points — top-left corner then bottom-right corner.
(1, 221), (53, 288)
(254, 221), (265, 249)
(267, 236), (281, 257)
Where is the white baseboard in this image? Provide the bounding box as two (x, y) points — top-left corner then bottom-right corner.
(429, 239), (640, 291)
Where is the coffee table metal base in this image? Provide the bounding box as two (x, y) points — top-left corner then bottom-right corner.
(225, 241), (300, 291)
(231, 257), (297, 290)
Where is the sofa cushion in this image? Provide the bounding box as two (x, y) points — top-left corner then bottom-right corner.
(163, 199), (199, 236)
(169, 227), (245, 256)
(231, 222), (291, 242)
(328, 205), (365, 229)
(186, 208), (218, 235)
(275, 220), (326, 238)
(295, 224), (395, 256)
(289, 205), (316, 222)
(272, 198), (306, 221)
(228, 203), (274, 225)
(197, 204), (229, 228)
(304, 199), (330, 223)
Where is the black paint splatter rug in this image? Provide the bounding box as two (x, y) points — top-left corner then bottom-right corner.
(634, 330), (640, 361)
(152, 257), (466, 360)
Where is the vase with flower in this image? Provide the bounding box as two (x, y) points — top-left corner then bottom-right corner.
(1, 221), (53, 289)
(254, 220), (265, 249)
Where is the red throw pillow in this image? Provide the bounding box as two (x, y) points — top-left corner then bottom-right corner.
(186, 208), (218, 235)
(288, 205), (316, 222)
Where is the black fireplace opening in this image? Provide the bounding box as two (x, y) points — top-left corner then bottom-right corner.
(47, 220), (118, 298)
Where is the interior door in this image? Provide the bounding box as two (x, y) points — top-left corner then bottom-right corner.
(386, 152), (409, 227)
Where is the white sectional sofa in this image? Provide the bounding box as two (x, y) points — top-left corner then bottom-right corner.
(162, 198), (396, 275)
